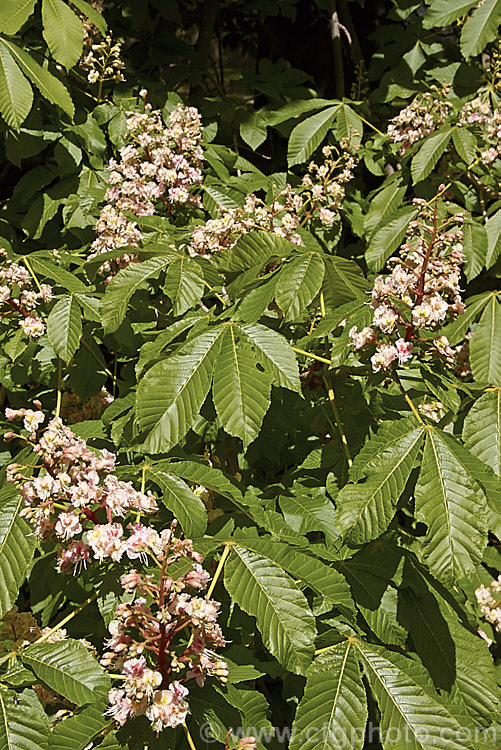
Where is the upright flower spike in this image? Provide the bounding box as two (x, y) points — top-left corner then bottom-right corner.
(349, 196), (467, 373)
(189, 140), (358, 259)
(90, 101), (204, 275)
(102, 534), (228, 734)
(0, 251), (52, 338)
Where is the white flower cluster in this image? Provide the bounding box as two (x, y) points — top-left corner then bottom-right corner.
(79, 30), (125, 87)
(459, 96), (501, 164)
(90, 99), (204, 275)
(350, 197), (466, 373)
(387, 84), (452, 153)
(476, 577), (501, 633)
(189, 141), (358, 259)
(0, 251), (52, 338)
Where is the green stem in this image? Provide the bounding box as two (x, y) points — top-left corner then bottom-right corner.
(322, 373), (352, 468)
(292, 347), (331, 365)
(32, 593), (98, 646)
(206, 542), (232, 599)
(394, 373), (424, 424)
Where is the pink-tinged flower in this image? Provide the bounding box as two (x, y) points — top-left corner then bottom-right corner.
(373, 304), (399, 333)
(184, 564), (210, 591)
(22, 410), (45, 432)
(349, 326), (376, 350)
(238, 738), (258, 750)
(54, 512), (82, 540)
(87, 523), (125, 561)
(395, 338), (413, 364)
(19, 315), (45, 338)
(126, 522), (161, 560)
(370, 343), (398, 372)
(57, 541), (90, 574)
(121, 570), (143, 592)
(145, 682), (189, 731)
(5, 408), (25, 420)
(106, 688), (138, 726)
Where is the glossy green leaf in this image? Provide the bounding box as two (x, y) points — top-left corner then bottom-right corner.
(48, 701), (111, 750)
(1, 38), (74, 117)
(238, 322), (300, 392)
(47, 295), (82, 363)
(463, 389), (501, 476)
(0, 493), (36, 618)
(411, 129), (452, 184)
(415, 427), (487, 584)
(335, 420), (425, 544)
(213, 325), (272, 448)
(224, 544), (317, 674)
(275, 252), (324, 321)
(460, 0), (501, 58)
(0, 0), (37, 34)
(0, 687), (49, 750)
(366, 207), (419, 271)
(163, 256), (204, 315)
(290, 642), (367, 750)
(470, 295), (501, 385)
(287, 105), (339, 166)
(145, 466), (207, 538)
(135, 326), (225, 453)
(101, 255), (175, 333)
(423, 0), (477, 27)
(22, 640), (109, 705)
(42, 0), (83, 69)
(0, 40), (32, 129)
(355, 640), (472, 750)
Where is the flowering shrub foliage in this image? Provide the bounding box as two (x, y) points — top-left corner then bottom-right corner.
(0, 0), (500, 749)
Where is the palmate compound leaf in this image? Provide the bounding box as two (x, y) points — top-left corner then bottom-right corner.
(400, 556), (498, 728)
(224, 545), (317, 674)
(414, 427), (487, 585)
(354, 640), (473, 750)
(100, 255), (176, 334)
(289, 641), (368, 750)
(0, 492), (37, 617)
(334, 420), (425, 544)
(275, 251), (325, 321)
(212, 325), (272, 449)
(135, 326), (225, 453)
(21, 639), (110, 705)
(462, 389), (501, 476)
(0, 687), (50, 750)
(0, 38), (74, 118)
